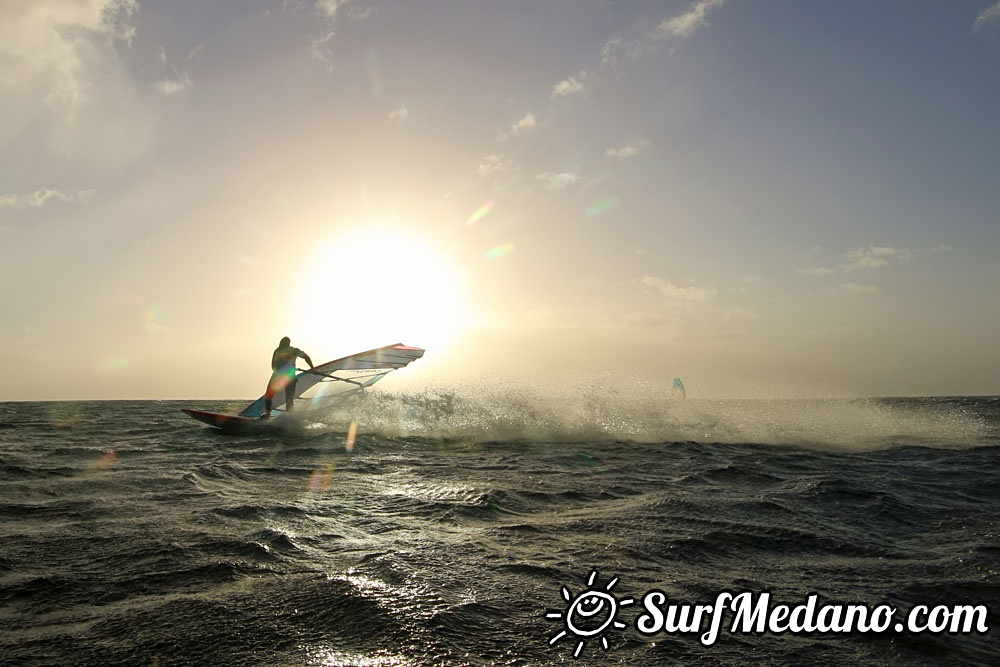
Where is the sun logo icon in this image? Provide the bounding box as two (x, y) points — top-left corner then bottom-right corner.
(545, 570), (634, 659)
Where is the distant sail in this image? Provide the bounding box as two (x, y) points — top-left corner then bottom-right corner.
(672, 377), (686, 399)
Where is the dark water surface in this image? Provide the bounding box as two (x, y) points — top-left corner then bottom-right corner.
(1, 396), (998, 665)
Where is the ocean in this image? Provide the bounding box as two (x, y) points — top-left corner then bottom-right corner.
(1, 393), (998, 665)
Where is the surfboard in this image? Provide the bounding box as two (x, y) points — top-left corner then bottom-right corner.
(181, 408), (281, 434)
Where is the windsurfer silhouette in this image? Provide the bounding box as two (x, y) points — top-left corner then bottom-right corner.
(262, 336), (314, 419)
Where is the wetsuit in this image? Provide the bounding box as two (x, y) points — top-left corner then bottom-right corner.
(264, 345), (307, 415)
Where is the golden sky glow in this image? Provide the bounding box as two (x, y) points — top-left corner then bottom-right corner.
(1, 1), (999, 399)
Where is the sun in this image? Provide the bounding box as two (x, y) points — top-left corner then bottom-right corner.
(294, 228), (466, 356)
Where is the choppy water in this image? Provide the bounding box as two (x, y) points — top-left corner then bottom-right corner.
(1, 394), (998, 665)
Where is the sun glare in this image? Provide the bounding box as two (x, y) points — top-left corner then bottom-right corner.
(295, 229), (466, 357)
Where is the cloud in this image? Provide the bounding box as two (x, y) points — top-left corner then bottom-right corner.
(798, 266), (839, 276)
(0, 0), (156, 170)
(307, 1), (375, 68)
(843, 245), (912, 270)
(152, 46), (196, 96)
(154, 72), (192, 96)
(497, 111), (537, 142)
(638, 276), (717, 305)
(800, 244), (950, 275)
(0, 187), (96, 209)
(719, 306), (758, 323)
(605, 139), (649, 160)
(974, 1), (1000, 31)
(624, 312), (677, 328)
(537, 171), (581, 190)
(314, 0), (373, 22)
(600, 35), (642, 68)
(516, 0), (728, 181)
(601, 0), (727, 70)
(144, 321), (170, 336)
(656, 0), (727, 39)
(0, 0), (138, 117)
(476, 153), (523, 191)
(477, 153), (517, 177)
(832, 283), (879, 295)
(551, 74), (585, 99)
(389, 104), (409, 121)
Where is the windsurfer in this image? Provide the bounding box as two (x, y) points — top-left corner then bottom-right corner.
(262, 336), (314, 419)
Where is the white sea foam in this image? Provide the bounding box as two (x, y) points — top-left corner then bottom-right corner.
(318, 380), (993, 451)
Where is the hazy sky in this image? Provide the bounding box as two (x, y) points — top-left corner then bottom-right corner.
(2, 0), (999, 400)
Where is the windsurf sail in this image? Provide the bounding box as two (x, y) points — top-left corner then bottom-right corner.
(672, 377), (686, 399)
(238, 343), (425, 418)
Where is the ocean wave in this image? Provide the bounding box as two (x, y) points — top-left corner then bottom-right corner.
(2, 399), (998, 665)
(306, 390), (999, 451)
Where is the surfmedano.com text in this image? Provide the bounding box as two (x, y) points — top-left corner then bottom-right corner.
(636, 590), (990, 646)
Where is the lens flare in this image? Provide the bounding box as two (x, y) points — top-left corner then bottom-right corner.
(485, 243), (515, 260)
(88, 450), (117, 473)
(93, 357), (129, 374)
(346, 420), (358, 452)
(144, 306), (167, 335)
(465, 200), (495, 225)
(308, 463), (334, 495)
(586, 197), (619, 217)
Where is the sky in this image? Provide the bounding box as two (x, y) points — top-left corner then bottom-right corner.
(1, 0), (999, 400)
